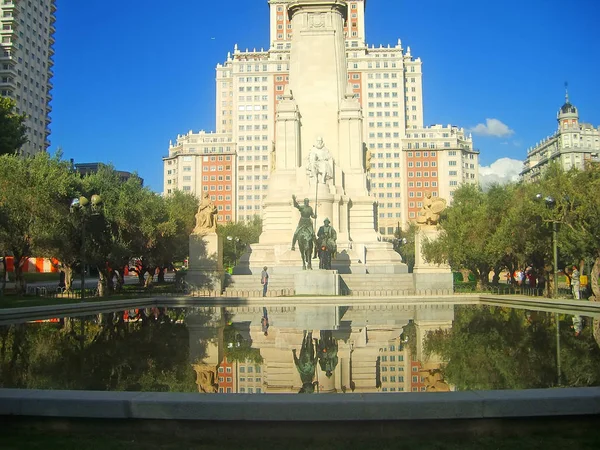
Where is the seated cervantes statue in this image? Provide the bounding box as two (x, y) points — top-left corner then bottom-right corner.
(193, 192), (218, 234)
(416, 192), (447, 226)
(306, 137), (333, 184)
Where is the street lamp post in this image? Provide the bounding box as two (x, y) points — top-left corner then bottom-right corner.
(536, 194), (558, 298)
(70, 195), (102, 300)
(535, 194), (561, 384)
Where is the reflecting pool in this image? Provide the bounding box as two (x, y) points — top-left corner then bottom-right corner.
(1, 302), (599, 394)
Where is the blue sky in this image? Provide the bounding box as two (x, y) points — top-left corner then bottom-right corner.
(49, 0), (600, 192)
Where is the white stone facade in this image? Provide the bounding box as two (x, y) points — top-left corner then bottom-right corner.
(166, 0), (476, 231)
(212, 0), (428, 224)
(0, 0), (56, 155)
(521, 94), (600, 181)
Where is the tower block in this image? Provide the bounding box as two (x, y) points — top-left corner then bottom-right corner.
(236, 0), (406, 275)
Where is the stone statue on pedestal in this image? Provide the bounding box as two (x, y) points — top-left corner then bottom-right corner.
(306, 137), (333, 184)
(193, 192), (218, 234)
(416, 192), (447, 226)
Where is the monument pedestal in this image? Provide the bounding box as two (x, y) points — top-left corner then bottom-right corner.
(413, 227), (452, 292)
(187, 233), (224, 293)
(294, 269), (339, 296)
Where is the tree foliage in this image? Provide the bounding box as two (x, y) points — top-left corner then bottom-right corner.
(217, 216), (262, 268)
(0, 97), (27, 156)
(422, 162), (600, 290)
(0, 154), (198, 297)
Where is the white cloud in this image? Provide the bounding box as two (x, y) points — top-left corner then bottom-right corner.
(470, 118), (515, 137)
(479, 157), (522, 189)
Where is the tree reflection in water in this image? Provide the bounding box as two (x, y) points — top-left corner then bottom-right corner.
(2, 304), (600, 394)
(424, 305), (600, 391)
(0, 308), (198, 392)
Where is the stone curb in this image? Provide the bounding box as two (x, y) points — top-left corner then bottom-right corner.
(1, 388), (600, 421)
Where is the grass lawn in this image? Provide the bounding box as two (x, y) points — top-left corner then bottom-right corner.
(0, 283), (180, 309)
(2, 423), (600, 450)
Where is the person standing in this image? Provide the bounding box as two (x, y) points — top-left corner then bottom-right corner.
(261, 307), (269, 336)
(261, 266), (269, 297)
(571, 265), (581, 299)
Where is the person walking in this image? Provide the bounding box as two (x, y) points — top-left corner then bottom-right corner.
(261, 266), (269, 297)
(571, 265), (581, 300)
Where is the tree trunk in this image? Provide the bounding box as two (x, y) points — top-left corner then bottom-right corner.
(106, 269), (114, 294)
(157, 267), (165, 283)
(476, 268), (489, 290)
(591, 256), (600, 301)
(491, 266), (501, 285)
(144, 269), (153, 288)
(13, 253), (26, 295)
(114, 267), (125, 292)
(97, 268), (109, 297)
(1, 255), (7, 293)
(459, 269), (470, 283)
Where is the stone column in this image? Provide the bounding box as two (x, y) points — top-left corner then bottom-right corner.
(288, 1), (348, 163)
(187, 232), (224, 293)
(413, 226), (453, 291)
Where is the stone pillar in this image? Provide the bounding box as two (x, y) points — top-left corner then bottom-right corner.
(288, 0), (348, 163)
(187, 232), (224, 293)
(413, 226), (453, 291)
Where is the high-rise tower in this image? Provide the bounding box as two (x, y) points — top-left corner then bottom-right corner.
(0, 0), (56, 155)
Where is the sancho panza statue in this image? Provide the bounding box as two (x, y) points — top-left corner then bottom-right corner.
(291, 195), (316, 251)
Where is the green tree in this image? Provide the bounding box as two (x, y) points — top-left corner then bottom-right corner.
(395, 222), (417, 272)
(217, 216), (262, 268)
(422, 184), (496, 288)
(0, 97), (27, 156)
(0, 152), (76, 294)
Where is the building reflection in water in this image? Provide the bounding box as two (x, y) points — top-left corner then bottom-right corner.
(187, 303), (454, 394)
(7, 303), (595, 394)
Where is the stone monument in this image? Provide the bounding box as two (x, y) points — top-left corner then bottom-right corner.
(413, 193), (453, 291)
(187, 192), (224, 293)
(236, 0), (406, 275)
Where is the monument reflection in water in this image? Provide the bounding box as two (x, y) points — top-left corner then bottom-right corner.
(1, 303), (600, 394)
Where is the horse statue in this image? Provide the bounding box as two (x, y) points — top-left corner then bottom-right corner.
(298, 230), (314, 270)
(291, 195), (316, 270)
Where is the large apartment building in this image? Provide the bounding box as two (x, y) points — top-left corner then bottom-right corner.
(164, 0), (478, 231)
(520, 93), (600, 181)
(163, 131), (236, 222)
(0, 0), (56, 155)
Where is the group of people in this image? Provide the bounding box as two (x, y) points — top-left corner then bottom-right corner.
(511, 267), (546, 293)
(511, 265), (582, 299)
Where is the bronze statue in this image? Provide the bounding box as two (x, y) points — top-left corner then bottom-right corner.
(193, 192), (218, 233)
(317, 330), (338, 378)
(315, 218), (337, 270)
(291, 195), (316, 270)
(293, 331), (318, 393)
